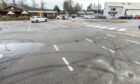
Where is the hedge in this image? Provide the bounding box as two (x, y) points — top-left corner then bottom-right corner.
(0, 16), (30, 21)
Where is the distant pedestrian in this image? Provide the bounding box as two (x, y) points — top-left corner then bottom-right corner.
(139, 25), (140, 30)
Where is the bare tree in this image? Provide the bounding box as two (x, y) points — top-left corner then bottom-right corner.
(31, 0), (37, 10)
(18, 0), (27, 6)
(74, 3), (82, 13)
(13, 0), (16, 6)
(63, 0), (73, 14)
(0, 0), (7, 9)
(87, 3), (93, 12)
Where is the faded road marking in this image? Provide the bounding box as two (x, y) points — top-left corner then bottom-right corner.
(0, 54), (3, 59)
(118, 28), (126, 31)
(87, 25), (94, 27)
(62, 57), (74, 71)
(108, 27), (116, 30)
(28, 22), (31, 31)
(117, 32), (140, 38)
(85, 38), (93, 43)
(107, 34), (116, 38)
(135, 61), (140, 65)
(53, 44), (59, 51)
(95, 25), (101, 28)
(101, 46), (115, 53)
(100, 26), (108, 29)
(126, 39), (140, 45)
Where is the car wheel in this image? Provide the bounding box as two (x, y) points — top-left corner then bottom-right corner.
(36, 20), (39, 23)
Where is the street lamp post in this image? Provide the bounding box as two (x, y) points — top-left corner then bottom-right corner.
(98, 0), (99, 14)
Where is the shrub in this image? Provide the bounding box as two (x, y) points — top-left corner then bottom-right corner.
(18, 16), (30, 20)
(0, 16), (30, 21)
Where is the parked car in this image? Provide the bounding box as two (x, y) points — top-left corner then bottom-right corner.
(95, 14), (106, 19)
(135, 15), (140, 19)
(118, 16), (133, 19)
(83, 15), (95, 19)
(72, 14), (77, 18)
(56, 15), (62, 19)
(62, 14), (69, 20)
(30, 16), (48, 23)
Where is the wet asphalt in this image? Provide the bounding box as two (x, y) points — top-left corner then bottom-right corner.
(0, 19), (140, 84)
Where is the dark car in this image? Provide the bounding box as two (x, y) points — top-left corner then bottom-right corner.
(95, 14), (106, 19)
(118, 16), (133, 19)
(72, 14), (76, 18)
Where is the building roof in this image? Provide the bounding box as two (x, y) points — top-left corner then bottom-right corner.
(17, 4), (50, 11)
(3, 6), (23, 12)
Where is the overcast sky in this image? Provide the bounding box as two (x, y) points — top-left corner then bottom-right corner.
(27, 0), (140, 10)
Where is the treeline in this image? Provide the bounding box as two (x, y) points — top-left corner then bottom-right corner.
(63, 0), (82, 14)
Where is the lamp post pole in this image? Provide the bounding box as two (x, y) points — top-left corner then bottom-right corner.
(98, 0), (99, 13)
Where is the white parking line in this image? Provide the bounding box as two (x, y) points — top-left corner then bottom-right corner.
(95, 25), (101, 28)
(87, 25), (94, 27)
(135, 61), (140, 65)
(28, 22), (31, 31)
(94, 26), (99, 28)
(108, 27), (116, 30)
(126, 39), (140, 45)
(0, 54), (3, 59)
(107, 34), (116, 38)
(100, 26), (108, 29)
(118, 28), (127, 31)
(53, 44), (59, 51)
(62, 57), (74, 71)
(85, 38), (93, 43)
(101, 46), (115, 53)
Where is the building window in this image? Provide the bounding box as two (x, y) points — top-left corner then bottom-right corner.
(111, 8), (116, 11)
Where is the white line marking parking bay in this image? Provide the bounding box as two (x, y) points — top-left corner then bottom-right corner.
(62, 57), (74, 71)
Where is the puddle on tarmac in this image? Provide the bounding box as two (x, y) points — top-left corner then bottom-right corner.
(0, 39), (44, 58)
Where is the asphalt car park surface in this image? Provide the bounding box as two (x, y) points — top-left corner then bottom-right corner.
(85, 19), (140, 31)
(0, 19), (140, 84)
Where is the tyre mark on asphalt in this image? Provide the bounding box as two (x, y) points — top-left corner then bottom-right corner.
(118, 32), (140, 38)
(62, 57), (74, 71)
(0, 34), (17, 59)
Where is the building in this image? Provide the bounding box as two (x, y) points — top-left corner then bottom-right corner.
(3, 6), (23, 16)
(28, 11), (57, 19)
(0, 5), (57, 19)
(104, 2), (140, 18)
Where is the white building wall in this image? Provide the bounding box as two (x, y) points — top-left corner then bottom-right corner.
(104, 2), (140, 18)
(127, 10), (140, 16)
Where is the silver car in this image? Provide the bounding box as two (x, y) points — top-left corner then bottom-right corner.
(30, 16), (48, 23)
